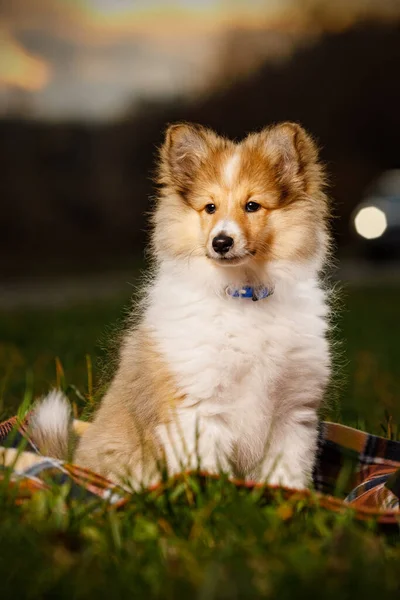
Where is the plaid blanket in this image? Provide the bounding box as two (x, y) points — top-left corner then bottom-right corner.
(1, 414), (399, 526)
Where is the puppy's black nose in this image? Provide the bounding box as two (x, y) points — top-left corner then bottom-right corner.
(212, 234), (234, 255)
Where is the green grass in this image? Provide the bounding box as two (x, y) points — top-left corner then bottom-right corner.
(0, 282), (399, 598)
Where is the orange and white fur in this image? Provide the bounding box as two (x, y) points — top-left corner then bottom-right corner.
(31, 122), (331, 490)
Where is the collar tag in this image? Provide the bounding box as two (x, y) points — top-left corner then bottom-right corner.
(225, 285), (274, 301)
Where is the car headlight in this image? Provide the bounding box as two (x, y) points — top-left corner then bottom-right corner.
(354, 206), (387, 240)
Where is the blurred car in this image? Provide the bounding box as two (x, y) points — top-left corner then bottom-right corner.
(352, 169), (400, 259)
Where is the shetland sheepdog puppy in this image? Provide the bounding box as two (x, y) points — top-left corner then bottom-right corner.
(31, 122), (331, 490)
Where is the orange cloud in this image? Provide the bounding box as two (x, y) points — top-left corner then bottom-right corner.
(0, 29), (51, 90)
(2, 1), (400, 48)
(0, 0), (279, 47)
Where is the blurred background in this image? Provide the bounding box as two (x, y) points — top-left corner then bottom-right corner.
(0, 0), (399, 429)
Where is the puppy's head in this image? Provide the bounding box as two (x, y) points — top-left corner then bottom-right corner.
(154, 122), (329, 272)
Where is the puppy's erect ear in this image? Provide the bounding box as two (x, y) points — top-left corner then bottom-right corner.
(160, 123), (211, 192)
(262, 122), (321, 198)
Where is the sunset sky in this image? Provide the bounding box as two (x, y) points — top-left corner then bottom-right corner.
(0, 0), (399, 121)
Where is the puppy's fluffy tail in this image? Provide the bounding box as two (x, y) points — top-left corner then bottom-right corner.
(29, 390), (73, 459)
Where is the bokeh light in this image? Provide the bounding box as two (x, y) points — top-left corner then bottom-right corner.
(354, 206), (388, 240)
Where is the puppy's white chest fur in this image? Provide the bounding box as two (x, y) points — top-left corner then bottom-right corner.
(147, 264), (328, 406)
(144, 262), (330, 485)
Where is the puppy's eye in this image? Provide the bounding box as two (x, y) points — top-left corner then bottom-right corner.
(205, 203), (216, 214)
(245, 201), (261, 213)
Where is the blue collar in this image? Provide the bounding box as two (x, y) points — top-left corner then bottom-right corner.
(225, 285), (274, 302)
